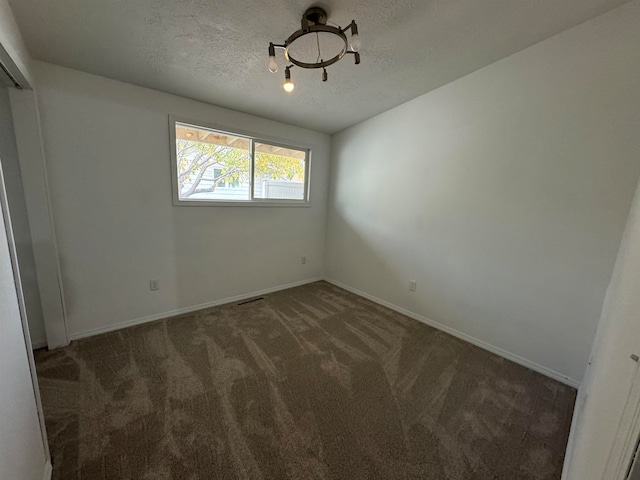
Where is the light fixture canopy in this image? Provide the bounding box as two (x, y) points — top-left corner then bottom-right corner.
(268, 7), (361, 91)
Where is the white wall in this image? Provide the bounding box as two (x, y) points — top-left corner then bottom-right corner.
(0, 87), (46, 346)
(0, 176), (48, 480)
(34, 61), (331, 338)
(325, 0), (640, 385)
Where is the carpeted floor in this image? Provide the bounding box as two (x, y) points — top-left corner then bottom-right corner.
(35, 281), (576, 480)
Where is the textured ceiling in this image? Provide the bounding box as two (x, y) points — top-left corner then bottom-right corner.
(9, 0), (629, 133)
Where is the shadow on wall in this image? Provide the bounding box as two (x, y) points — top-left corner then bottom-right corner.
(325, 205), (419, 306)
(170, 204), (322, 307)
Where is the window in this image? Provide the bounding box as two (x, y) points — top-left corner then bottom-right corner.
(171, 119), (310, 205)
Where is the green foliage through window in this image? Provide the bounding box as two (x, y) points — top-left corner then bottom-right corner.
(173, 122), (308, 202)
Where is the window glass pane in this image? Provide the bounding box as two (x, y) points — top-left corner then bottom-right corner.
(254, 143), (306, 200)
(175, 123), (250, 201)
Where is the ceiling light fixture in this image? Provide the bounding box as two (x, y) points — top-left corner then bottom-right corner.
(268, 7), (361, 92)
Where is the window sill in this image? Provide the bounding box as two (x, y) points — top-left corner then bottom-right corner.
(173, 199), (311, 208)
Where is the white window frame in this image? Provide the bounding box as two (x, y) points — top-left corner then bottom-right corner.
(169, 115), (311, 207)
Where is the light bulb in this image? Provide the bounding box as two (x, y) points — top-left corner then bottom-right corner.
(350, 33), (361, 52)
(283, 67), (294, 92)
(283, 80), (295, 92)
(268, 55), (278, 73)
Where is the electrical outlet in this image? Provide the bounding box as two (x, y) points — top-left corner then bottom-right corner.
(301, 256), (307, 265)
(409, 280), (417, 292)
(150, 280), (160, 291)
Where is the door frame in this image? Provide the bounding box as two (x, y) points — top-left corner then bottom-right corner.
(605, 364), (640, 478)
(0, 157), (50, 463)
(1, 39), (70, 350)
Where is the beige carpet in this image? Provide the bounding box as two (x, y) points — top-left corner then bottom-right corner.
(35, 281), (576, 479)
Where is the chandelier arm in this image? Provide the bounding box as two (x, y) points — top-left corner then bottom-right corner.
(344, 51), (361, 65)
(340, 21), (358, 35)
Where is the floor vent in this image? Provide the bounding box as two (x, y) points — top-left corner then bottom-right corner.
(237, 297), (264, 306)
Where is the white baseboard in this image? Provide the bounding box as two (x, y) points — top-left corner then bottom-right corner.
(69, 277), (324, 341)
(65, 274), (579, 388)
(32, 339), (47, 350)
(43, 461), (52, 480)
(323, 277), (581, 389)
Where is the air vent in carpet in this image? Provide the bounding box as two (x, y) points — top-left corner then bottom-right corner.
(237, 297), (264, 306)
